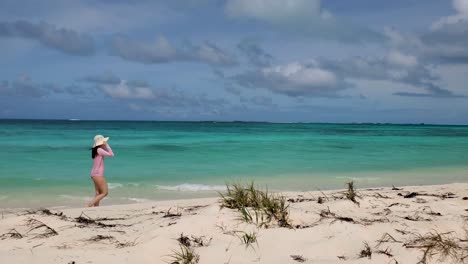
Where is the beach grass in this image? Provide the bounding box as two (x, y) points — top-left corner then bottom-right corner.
(236, 230), (258, 249)
(167, 244), (200, 264)
(219, 182), (291, 228)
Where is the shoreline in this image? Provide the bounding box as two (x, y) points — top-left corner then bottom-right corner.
(1, 182), (467, 263)
(2, 178), (468, 210)
(2, 166), (468, 209)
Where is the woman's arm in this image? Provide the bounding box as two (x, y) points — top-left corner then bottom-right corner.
(97, 144), (114, 157)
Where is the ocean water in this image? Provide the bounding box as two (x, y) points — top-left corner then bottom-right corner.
(1, 120), (467, 208)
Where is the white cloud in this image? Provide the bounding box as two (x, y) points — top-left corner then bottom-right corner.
(101, 80), (156, 99)
(262, 62), (337, 88)
(383, 27), (421, 48)
(233, 61), (344, 97)
(48, 1), (177, 33)
(111, 36), (237, 66)
(384, 24), (468, 65)
(111, 36), (177, 64)
(386, 50), (418, 68)
(225, 0), (321, 24)
(224, 0), (382, 43)
(432, 0), (468, 30)
(454, 0), (468, 14)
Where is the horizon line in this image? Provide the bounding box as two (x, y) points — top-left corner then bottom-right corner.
(1, 118), (467, 126)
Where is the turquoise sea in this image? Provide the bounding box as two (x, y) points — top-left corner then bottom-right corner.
(1, 120), (467, 208)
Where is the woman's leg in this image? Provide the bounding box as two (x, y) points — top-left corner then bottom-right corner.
(86, 176), (108, 207)
(94, 182), (100, 207)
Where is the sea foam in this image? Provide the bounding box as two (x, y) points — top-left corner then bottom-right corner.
(108, 183), (124, 189)
(154, 183), (226, 192)
(127, 197), (153, 203)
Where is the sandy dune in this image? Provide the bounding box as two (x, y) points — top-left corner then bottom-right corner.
(1, 183), (467, 263)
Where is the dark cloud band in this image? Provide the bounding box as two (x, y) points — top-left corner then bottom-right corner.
(0, 20), (95, 56)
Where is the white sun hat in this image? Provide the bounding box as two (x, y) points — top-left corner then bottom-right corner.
(93, 135), (109, 148)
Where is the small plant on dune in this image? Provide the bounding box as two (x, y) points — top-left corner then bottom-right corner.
(219, 182), (292, 228)
(219, 182), (262, 210)
(167, 244), (200, 264)
(236, 231), (258, 249)
(261, 194), (291, 228)
(345, 181), (360, 206)
(237, 206), (266, 226)
(247, 182), (264, 208)
(218, 182), (249, 209)
(275, 195), (291, 228)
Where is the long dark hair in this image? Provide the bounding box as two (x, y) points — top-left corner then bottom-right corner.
(91, 146), (100, 159)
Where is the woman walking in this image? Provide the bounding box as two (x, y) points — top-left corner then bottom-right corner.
(87, 135), (114, 207)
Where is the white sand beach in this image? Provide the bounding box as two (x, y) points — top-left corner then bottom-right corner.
(1, 183), (467, 264)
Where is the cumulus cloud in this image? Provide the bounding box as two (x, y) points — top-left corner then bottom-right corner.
(0, 20), (95, 56)
(111, 36), (237, 66)
(231, 51), (461, 98)
(100, 80), (157, 100)
(386, 50), (418, 68)
(111, 36), (177, 64)
(225, 0), (382, 43)
(384, 2), (468, 65)
(226, 0), (321, 25)
(233, 61), (346, 97)
(421, 22), (468, 64)
(319, 54), (462, 98)
(432, 0), (468, 30)
(421, 0), (468, 65)
(384, 25), (468, 65)
(82, 72), (231, 115)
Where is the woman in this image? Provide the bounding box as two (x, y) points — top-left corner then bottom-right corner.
(87, 135), (114, 207)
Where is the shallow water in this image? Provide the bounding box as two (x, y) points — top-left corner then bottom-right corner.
(1, 120), (467, 207)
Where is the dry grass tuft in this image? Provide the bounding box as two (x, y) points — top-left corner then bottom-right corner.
(403, 231), (467, 264)
(376, 233), (402, 247)
(163, 208), (182, 218)
(290, 255), (306, 262)
(358, 241), (372, 259)
(115, 238), (138, 248)
(177, 233), (212, 248)
(0, 228), (23, 240)
(25, 218), (58, 238)
(87, 235), (115, 242)
(319, 207), (355, 224)
(375, 247), (394, 257)
(75, 212), (117, 228)
(345, 181), (360, 206)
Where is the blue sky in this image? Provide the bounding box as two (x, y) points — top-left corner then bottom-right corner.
(1, 0), (468, 123)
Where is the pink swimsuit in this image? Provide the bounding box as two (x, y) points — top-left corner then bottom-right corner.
(90, 144), (114, 177)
